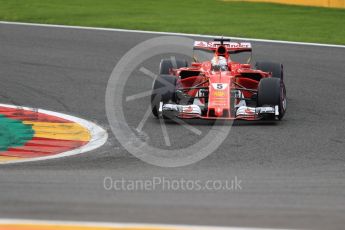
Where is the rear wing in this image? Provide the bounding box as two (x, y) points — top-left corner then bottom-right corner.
(193, 41), (252, 53)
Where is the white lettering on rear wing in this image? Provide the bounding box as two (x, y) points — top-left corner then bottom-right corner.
(194, 41), (252, 49)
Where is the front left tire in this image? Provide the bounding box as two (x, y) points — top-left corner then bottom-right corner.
(257, 78), (286, 120)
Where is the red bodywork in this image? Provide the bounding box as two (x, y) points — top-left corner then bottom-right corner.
(169, 41), (272, 120)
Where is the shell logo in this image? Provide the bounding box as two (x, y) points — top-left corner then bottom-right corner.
(213, 91), (225, 97)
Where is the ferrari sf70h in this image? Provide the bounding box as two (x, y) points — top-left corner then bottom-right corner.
(151, 38), (287, 121)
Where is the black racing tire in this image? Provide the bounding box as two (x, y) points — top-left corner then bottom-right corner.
(257, 78), (286, 120)
(256, 61), (284, 81)
(151, 74), (177, 117)
(159, 58), (188, 75)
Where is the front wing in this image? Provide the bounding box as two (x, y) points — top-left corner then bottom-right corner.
(160, 103), (279, 120)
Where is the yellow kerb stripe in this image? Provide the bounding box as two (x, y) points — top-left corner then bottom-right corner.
(23, 122), (91, 142)
(0, 224), (180, 230)
(222, 0), (345, 8)
(0, 156), (23, 162)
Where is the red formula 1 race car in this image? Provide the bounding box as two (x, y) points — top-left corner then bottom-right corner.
(151, 38), (286, 121)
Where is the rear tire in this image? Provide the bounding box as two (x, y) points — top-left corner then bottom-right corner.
(160, 58), (188, 75)
(151, 74), (177, 117)
(256, 61), (284, 81)
(257, 78), (286, 120)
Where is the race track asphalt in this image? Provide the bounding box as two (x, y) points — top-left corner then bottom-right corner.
(0, 23), (345, 230)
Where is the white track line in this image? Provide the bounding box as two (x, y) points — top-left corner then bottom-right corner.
(0, 218), (296, 230)
(0, 103), (108, 165)
(0, 21), (344, 48)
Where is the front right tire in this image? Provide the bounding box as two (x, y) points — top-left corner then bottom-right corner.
(151, 74), (177, 117)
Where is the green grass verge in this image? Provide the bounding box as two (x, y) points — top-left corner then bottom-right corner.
(0, 0), (344, 44)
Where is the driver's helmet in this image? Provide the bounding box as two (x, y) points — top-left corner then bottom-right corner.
(211, 56), (228, 71)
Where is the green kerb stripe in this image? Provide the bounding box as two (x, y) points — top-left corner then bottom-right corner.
(0, 115), (35, 151)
